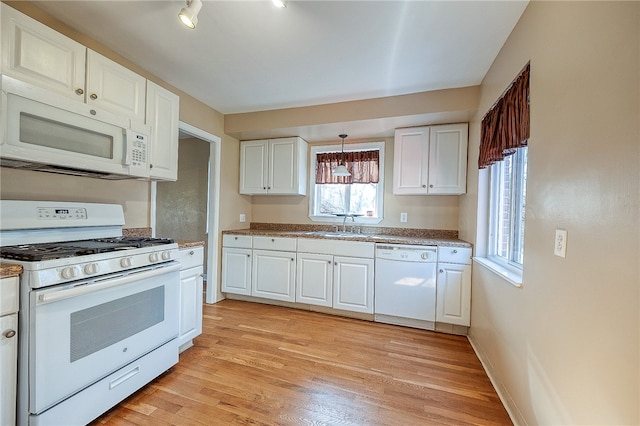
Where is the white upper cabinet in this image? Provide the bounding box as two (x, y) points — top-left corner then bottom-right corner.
(240, 137), (308, 195)
(1, 4), (86, 99)
(85, 50), (146, 123)
(1, 5), (146, 122)
(393, 123), (468, 195)
(146, 81), (179, 181)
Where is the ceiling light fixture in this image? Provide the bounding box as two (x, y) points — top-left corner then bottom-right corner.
(178, 0), (203, 29)
(271, 0), (287, 8)
(333, 134), (351, 177)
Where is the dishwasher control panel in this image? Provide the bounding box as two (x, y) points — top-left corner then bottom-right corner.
(375, 244), (437, 262)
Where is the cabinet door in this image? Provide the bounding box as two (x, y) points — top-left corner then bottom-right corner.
(436, 263), (471, 326)
(333, 256), (374, 314)
(1, 3), (86, 100)
(240, 140), (269, 194)
(296, 253), (333, 307)
(269, 137), (306, 195)
(146, 81), (179, 180)
(252, 250), (296, 302)
(85, 50), (146, 122)
(178, 265), (203, 350)
(0, 313), (18, 426)
(393, 127), (430, 195)
(428, 123), (468, 195)
(221, 248), (252, 295)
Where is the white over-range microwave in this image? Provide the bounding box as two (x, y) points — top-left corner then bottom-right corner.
(0, 76), (150, 179)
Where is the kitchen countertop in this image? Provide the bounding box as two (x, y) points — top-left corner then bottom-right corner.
(0, 262), (23, 278)
(223, 227), (472, 248)
(176, 240), (205, 249)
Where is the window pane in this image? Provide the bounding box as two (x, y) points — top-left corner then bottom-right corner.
(349, 183), (377, 216)
(317, 184), (347, 214)
(492, 147), (527, 266)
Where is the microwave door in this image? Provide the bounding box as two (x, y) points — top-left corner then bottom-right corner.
(3, 92), (130, 176)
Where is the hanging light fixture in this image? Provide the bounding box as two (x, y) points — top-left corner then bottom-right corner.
(333, 134), (351, 177)
(178, 0), (203, 29)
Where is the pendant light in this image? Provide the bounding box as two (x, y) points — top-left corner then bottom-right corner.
(178, 0), (203, 29)
(333, 134), (351, 177)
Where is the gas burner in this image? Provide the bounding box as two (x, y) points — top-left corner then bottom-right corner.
(0, 237), (175, 261)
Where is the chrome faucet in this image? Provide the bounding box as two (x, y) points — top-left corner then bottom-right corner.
(342, 214), (355, 232)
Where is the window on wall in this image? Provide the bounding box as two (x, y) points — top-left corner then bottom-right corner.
(478, 62), (530, 283)
(309, 141), (384, 224)
(489, 146), (528, 267)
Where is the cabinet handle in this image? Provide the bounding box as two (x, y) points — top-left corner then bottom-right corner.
(4, 330), (16, 338)
(90, 93), (98, 100)
(75, 88), (84, 95)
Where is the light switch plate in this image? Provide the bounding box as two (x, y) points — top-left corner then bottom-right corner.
(400, 212), (408, 223)
(239, 214), (246, 223)
(554, 229), (567, 257)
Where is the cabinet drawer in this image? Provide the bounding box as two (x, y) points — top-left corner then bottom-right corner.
(178, 246), (204, 270)
(222, 234), (252, 249)
(297, 238), (374, 258)
(253, 236), (296, 252)
(0, 276), (19, 316)
(438, 246), (472, 264)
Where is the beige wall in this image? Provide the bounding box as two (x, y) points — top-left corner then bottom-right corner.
(460, 1), (639, 424)
(251, 136), (460, 230)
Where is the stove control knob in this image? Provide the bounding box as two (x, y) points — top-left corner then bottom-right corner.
(161, 251), (171, 261)
(61, 267), (77, 279)
(84, 263), (100, 275)
(120, 257), (132, 268)
(149, 252), (159, 262)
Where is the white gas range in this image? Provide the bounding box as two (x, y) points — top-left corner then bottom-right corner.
(0, 200), (180, 426)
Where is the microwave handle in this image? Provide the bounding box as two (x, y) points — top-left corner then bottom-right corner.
(37, 262), (181, 304)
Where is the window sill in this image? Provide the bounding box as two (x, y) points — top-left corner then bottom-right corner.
(473, 257), (523, 288)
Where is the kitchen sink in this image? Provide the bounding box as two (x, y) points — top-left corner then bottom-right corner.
(301, 231), (370, 238)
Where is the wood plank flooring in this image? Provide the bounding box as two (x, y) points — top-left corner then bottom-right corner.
(91, 300), (511, 425)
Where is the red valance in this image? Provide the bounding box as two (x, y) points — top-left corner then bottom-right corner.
(315, 150), (380, 184)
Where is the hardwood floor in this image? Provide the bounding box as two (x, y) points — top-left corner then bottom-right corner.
(91, 300), (512, 425)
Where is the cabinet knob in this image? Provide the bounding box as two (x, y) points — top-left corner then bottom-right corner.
(439, 269), (444, 273)
(328, 260), (331, 264)
(234, 237), (238, 240)
(263, 187), (267, 190)
(334, 262), (338, 266)
(4, 330), (16, 338)
(247, 254), (250, 257)
(422, 184), (426, 188)
(430, 184), (434, 188)
(90, 109), (97, 116)
(189, 250), (195, 255)
(453, 249), (458, 254)
(271, 239), (275, 242)
(90, 93), (98, 100)
(291, 258), (294, 261)
(268, 187), (271, 190)
(75, 88), (84, 95)
(150, 164), (154, 169)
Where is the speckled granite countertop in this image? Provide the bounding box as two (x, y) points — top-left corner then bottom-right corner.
(176, 240), (205, 249)
(0, 262), (23, 278)
(223, 223), (472, 248)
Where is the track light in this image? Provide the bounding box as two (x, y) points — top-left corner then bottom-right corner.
(179, 0), (203, 29)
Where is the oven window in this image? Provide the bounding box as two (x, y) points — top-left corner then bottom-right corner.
(20, 112), (114, 159)
(70, 286), (164, 362)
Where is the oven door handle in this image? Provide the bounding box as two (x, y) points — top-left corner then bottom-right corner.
(37, 263), (181, 304)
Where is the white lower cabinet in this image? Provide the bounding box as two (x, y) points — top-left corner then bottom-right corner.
(333, 256), (374, 314)
(0, 275), (19, 426)
(296, 253), (333, 307)
(221, 234), (253, 295)
(297, 239), (375, 314)
(252, 250), (296, 302)
(178, 246), (204, 352)
(436, 247), (472, 326)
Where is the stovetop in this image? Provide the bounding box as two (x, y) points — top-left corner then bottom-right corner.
(0, 237), (175, 261)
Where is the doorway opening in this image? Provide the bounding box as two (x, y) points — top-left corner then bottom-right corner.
(152, 122), (222, 304)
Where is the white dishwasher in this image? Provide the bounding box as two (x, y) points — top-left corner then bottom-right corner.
(374, 244), (438, 330)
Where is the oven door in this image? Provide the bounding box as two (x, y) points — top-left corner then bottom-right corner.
(29, 262), (180, 414)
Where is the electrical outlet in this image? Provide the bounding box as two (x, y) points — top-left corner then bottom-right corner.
(400, 212), (408, 223)
(239, 214), (246, 223)
(554, 229), (567, 257)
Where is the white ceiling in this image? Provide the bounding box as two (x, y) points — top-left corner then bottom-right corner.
(30, 0), (528, 139)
